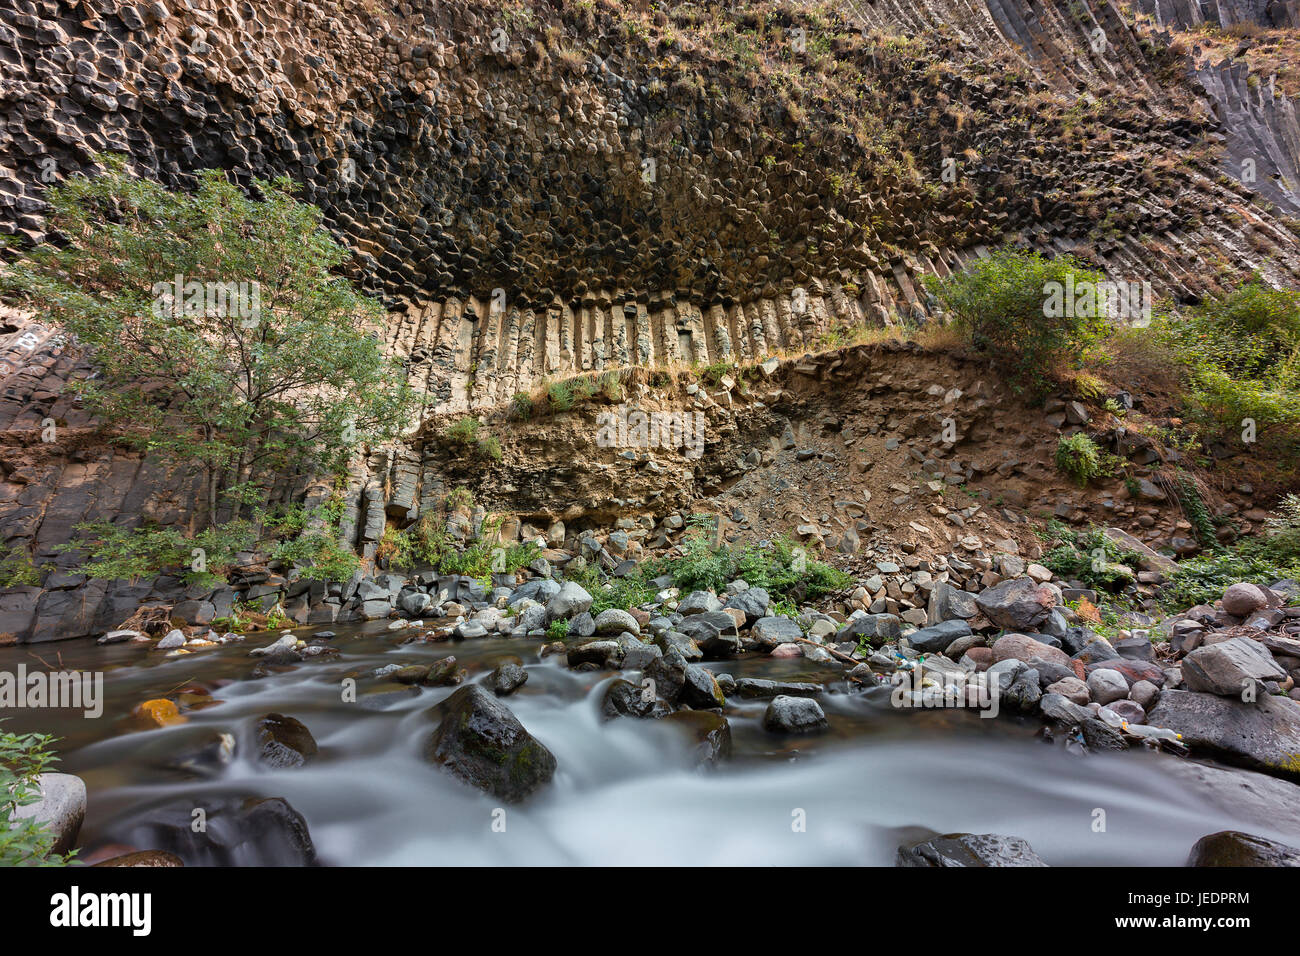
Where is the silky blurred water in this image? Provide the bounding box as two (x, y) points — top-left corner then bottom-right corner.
(2, 621), (1294, 866)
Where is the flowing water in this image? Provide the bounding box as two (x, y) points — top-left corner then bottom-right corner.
(3, 623), (1294, 866)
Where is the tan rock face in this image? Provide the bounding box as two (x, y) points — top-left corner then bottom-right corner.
(992, 633), (1071, 668)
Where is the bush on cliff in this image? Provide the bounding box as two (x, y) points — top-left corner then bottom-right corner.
(924, 249), (1111, 397)
(1153, 276), (1300, 440)
(0, 154), (417, 527)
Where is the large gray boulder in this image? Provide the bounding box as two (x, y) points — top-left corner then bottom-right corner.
(13, 772), (85, 856)
(976, 578), (1056, 631)
(836, 613), (902, 648)
(1147, 690), (1300, 779)
(723, 587), (770, 625)
(752, 616), (803, 646)
(593, 608), (640, 636)
(1181, 637), (1285, 696)
(678, 590), (723, 615)
(905, 619), (971, 654)
(927, 581), (978, 622)
(546, 581), (593, 621)
(762, 695), (828, 734)
(1222, 583), (1270, 618)
(424, 685), (557, 802)
(254, 713), (318, 769)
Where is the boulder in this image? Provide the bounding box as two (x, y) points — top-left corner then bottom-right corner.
(897, 832), (1047, 867)
(732, 678), (822, 699)
(722, 587), (769, 625)
(752, 616), (803, 646)
(566, 640), (623, 669)
(546, 581), (593, 621)
(1187, 831), (1300, 866)
(254, 713), (318, 769)
(837, 613), (902, 648)
(1102, 527), (1178, 575)
(1181, 637), (1285, 696)
(662, 711), (732, 767)
(1147, 690), (1300, 779)
(1222, 583), (1269, 618)
(593, 608), (640, 636)
(991, 633), (1070, 668)
(601, 678), (672, 720)
(1040, 692), (1093, 726)
(975, 578), (1056, 631)
(105, 794), (316, 866)
(424, 685), (557, 802)
(680, 665), (726, 710)
(488, 661), (528, 696)
(762, 695), (828, 734)
(1046, 675), (1090, 704)
(1086, 668), (1130, 706)
(12, 772), (85, 856)
(905, 619), (971, 654)
(678, 590), (723, 615)
(927, 581), (978, 622)
(1004, 668), (1042, 712)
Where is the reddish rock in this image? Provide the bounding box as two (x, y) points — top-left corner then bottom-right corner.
(991, 633), (1070, 668)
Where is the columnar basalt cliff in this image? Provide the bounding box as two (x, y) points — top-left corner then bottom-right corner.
(1, 0), (1298, 642)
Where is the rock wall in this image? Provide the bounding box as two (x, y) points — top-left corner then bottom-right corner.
(2, 0), (1299, 642)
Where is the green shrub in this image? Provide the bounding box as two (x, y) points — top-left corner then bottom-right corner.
(0, 726), (76, 866)
(924, 249), (1112, 396)
(271, 530), (360, 583)
(444, 416), (503, 462)
(57, 519), (257, 587)
(0, 154), (416, 526)
(648, 515), (851, 606)
(510, 392), (534, 420)
(599, 371), (623, 401)
(1160, 541), (1300, 610)
(547, 380), (574, 411)
(388, 512), (540, 580)
(1055, 433), (1106, 487)
(446, 416), (480, 445)
(565, 562), (658, 615)
(1155, 277), (1300, 439)
(546, 618), (570, 641)
(1265, 494), (1300, 560)
(0, 546), (42, 588)
(1042, 526), (1146, 591)
(59, 500), (355, 586)
(479, 435), (503, 462)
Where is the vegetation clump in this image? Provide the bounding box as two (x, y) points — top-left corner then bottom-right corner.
(925, 249), (1112, 396)
(0, 727), (76, 866)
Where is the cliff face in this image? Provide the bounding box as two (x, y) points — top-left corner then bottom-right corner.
(0, 0), (1298, 642)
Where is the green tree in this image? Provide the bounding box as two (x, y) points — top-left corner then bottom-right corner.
(924, 249), (1112, 396)
(1, 154), (416, 526)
